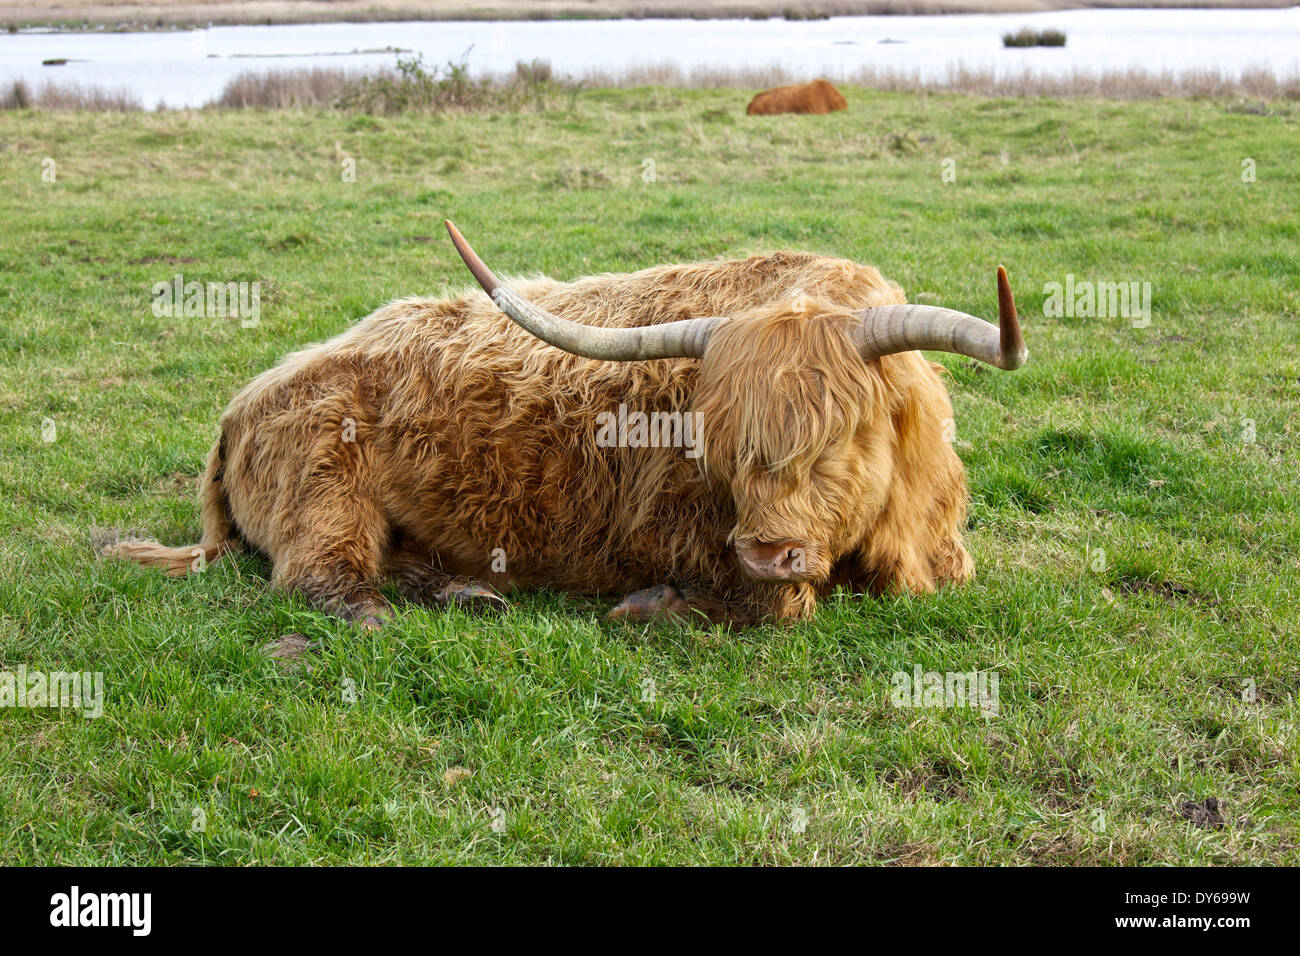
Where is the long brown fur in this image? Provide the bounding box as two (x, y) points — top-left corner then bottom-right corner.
(107, 251), (974, 626)
(746, 79), (848, 116)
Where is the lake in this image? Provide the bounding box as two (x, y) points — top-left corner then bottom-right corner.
(2, 8), (1298, 109)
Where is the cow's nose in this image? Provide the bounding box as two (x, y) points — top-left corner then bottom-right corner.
(736, 539), (809, 581)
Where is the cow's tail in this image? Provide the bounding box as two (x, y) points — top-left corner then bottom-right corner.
(105, 436), (238, 576)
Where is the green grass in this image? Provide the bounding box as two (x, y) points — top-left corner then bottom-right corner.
(1, 90), (1298, 864)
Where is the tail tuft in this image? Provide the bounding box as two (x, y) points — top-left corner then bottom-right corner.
(102, 539), (230, 577)
(99, 434), (237, 578)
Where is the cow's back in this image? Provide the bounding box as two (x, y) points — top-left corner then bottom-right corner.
(747, 79), (848, 116)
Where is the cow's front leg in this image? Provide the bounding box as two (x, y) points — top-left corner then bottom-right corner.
(386, 547), (509, 612)
(432, 577), (510, 612)
(607, 581), (817, 627)
(605, 584), (734, 626)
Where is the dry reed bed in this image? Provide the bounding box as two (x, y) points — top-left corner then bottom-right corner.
(7, 0), (1297, 31)
(0, 78), (141, 111)
(585, 62), (1300, 99)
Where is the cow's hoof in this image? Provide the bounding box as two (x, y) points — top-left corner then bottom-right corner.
(339, 595), (391, 630)
(435, 578), (509, 613)
(605, 584), (693, 623)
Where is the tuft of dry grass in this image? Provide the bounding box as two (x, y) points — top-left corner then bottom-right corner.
(0, 77), (140, 110)
(913, 64), (1299, 99)
(210, 68), (364, 109)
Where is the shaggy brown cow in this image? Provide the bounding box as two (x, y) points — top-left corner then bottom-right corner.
(108, 221), (1026, 627)
(746, 78), (848, 116)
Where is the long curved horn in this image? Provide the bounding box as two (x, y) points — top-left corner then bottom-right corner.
(852, 266), (1027, 370)
(445, 220), (719, 361)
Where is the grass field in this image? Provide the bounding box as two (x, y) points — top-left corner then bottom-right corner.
(1, 89), (1297, 864)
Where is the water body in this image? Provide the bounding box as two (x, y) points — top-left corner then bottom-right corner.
(2, 8), (1297, 109)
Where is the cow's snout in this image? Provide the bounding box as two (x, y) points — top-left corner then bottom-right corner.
(736, 539), (811, 581)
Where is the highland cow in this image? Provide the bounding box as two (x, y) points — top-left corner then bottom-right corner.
(108, 221), (1026, 627)
(746, 79), (848, 116)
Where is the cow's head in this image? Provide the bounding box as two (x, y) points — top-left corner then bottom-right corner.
(444, 221), (1026, 585)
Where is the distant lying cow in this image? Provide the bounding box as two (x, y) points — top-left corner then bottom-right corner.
(746, 78), (848, 116)
(109, 221), (1026, 627)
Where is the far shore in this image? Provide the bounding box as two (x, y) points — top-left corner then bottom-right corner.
(2, 0), (1296, 32)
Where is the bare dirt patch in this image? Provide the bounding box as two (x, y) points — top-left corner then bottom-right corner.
(127, 255), (199, 266)
(1120, 577), (1219, 607)
(882, 764), (969, 803)
(1179, 795), (1225, 829)
(260, 632), (316, 671)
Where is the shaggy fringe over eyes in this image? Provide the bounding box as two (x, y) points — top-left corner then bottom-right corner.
(695, 298), (887, 484)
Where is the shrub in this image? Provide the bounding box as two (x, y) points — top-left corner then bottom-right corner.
(1003, 28), (1068, 49)
(332, 52), (579, 115)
